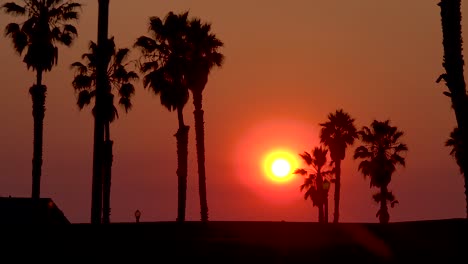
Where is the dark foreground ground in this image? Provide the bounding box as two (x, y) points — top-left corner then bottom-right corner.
(3, 218), (466, 263)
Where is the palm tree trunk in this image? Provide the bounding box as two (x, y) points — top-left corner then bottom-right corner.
(317, 174), (324, 223)
(324, 192), (329, 223)
(176, 108), (189, 222)
(379, 186), (390, 224)
(102, 122), (113, 224)
(318, 204), (324, 223)
(193, 91), (209, 222)
(439, 0), (468, 218)
(30, 70), (46, 199)
(333, 159), (341, 223)
(91, 0), (110, 224)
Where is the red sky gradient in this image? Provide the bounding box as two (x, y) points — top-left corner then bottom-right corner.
(0, 0), (466, 223)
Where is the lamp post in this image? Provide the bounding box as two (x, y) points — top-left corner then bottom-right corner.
(135, 210), (141, 223)
(323, 179), (331, 223)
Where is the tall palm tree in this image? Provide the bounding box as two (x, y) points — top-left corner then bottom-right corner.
(353, 120), (408, 224)
(319, 109), (357, 223)
(293, 146), (333, 223)
(437, 0), (468, 218)
(185, 17), (224, 222)
(2, 0), (81, 199)
(135, 12), (191, 222)
(71, 37), (138, 224)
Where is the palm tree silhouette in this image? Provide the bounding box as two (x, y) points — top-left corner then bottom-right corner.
(319, 109), (357, 223)
(186, 17), (224, 222)
(2, 0), (81, 199)
(353, 120), (408, 224)
(89, 0), (110, 224)
(437, 0), (468, 218)
(294, 147), (333, 223)
(135, 12), (191, 222)
(71, 37), (138, 224)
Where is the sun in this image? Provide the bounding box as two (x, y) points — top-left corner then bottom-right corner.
(263, 150), (298, 183)
(271, 159), (291, 177)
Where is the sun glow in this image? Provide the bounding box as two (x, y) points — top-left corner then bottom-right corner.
(234, 119), (320, 204)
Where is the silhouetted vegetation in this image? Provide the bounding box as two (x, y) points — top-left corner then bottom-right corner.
(437, 0), (468, 218)
(71, 37), (138, 223)
(354, 120), (408, 223)
(87, 0), (111, 224)
(2, 0), (81, 199)
(135, 12), (192, 222)
(319, 109), (357, 223)
(294, 147), (333, 223)
(446, 127), (465, 175)
(185, 16), (224, 222)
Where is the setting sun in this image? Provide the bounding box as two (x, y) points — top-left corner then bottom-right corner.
(263, 150), (299, 183)
(271, 159), (291, 177)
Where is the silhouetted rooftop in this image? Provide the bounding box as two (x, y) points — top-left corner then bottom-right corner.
(0, 197), (69, 224)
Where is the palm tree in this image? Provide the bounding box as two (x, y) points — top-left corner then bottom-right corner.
(293, 146), (333, 223)
(2, 0), (81, 199)
(319, 109), (357, 223)
(185, 17), (224, 222)
(437, 0), (468, 218)
(71, 37), (138, 224)
(353, 120), (408, 224)
(87, 0), (110, 224)
(135, 12), (191, 222)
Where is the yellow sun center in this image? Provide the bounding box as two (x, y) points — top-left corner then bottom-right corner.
(271, 159), (291, 177)
(263, 150), (298, 183)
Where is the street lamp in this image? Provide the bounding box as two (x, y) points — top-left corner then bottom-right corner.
(323, 180), (330, 223)
(135, 209), (141, 223)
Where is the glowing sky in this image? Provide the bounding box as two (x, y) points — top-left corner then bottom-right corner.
(0, 0), (466, 223)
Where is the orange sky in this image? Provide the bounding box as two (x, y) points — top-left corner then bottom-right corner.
(0, 0), (466, 223)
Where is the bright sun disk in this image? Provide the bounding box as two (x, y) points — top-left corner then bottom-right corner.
(271, 159), (291, 177)
(263, 150), (298, 183)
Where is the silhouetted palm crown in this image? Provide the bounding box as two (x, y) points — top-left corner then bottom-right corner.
(2, 0), (81, 72)
(354, 120), (408, 188)
(134, 11), (190, 111)
(185, 18), (224, 94)
(320, 110), (357, 162)
(294, 147), (332, 206)
(71, 37), (138, 121)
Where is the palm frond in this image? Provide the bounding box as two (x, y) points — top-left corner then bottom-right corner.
(391, 154), (406, 167)
(72, 74), (93, 90)
(353, 146), (372, 159)
(115, 48), (130, 65)
(4, 23), (28, 54)
(77, 90), (92, 109)
(119, 97), (132, 113)
(126, 71), (139, 81)
(298, 152), (313, 166)
(134, 36), (158, 53)
(2, 2), (26, 16)
(63, 24), (78, 36)
(293, 168), (307, 176)
(70, 61), (87, 74)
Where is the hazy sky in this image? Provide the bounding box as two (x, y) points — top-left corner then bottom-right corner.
(0, 0), (466, 223)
